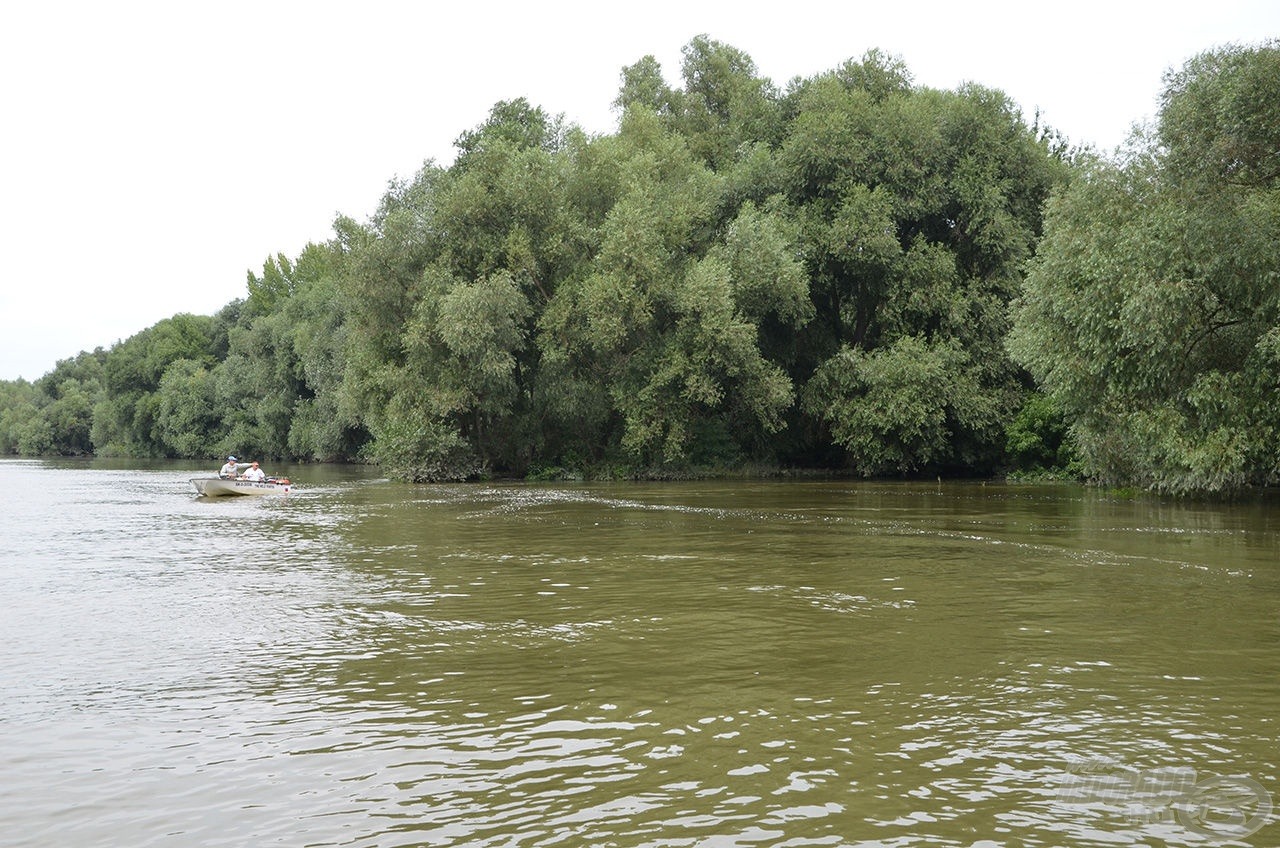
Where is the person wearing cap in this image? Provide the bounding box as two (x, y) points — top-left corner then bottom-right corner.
(242, 461), (267, 482)
(219, 455), (246, 478)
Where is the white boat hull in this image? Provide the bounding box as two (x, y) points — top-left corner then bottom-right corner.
(191, 477), (291, 497)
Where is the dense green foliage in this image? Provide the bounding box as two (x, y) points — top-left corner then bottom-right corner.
(1009, 40), (1280, 494)
(4, 38), (1274, 494)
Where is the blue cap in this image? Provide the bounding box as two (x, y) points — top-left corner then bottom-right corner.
(228, 455), (237, 461)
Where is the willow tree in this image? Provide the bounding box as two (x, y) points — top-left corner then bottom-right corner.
(212, 240), (357, 461)
(784, 51), (1065, 474)
(536, 107), (810, 468)
(617, 35), (784, 171)
(348, 99), (580, 480)
(91, 313), (219, 455)
(1009, 41), (1280, 493)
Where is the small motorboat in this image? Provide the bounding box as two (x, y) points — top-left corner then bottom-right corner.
(191, 476), (292, 497)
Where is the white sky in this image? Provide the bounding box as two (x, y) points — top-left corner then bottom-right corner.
(1, 0), (1276, 381)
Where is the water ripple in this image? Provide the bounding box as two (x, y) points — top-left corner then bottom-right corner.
(2, 464), (1277, 847)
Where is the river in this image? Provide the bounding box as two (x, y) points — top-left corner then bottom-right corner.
(0, 458), (1276, 847)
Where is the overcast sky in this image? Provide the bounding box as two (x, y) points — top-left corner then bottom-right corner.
(1, 0), (1275, 381)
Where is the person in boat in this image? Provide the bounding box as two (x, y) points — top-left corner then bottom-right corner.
(219, 455), (242, 478)
(241, 461), (267, 482)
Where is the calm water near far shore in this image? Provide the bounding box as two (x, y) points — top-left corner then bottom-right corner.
(1, 458), (1277, 847)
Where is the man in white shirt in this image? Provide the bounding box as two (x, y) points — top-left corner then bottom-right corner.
(242, 461), (266, 482)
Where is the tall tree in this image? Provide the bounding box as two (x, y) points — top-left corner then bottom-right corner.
(1008, 41), (1280, 493)
(537, 106), (809, 467)
(352, 100), (577, 479)
(93, 313), (217, 455)
(784, 52), (1065, 473)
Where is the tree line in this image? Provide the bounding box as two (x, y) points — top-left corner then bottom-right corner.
(3, 37), (1276, 495)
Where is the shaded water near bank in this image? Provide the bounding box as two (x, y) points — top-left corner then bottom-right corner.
(1, 458), (1276, 846)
